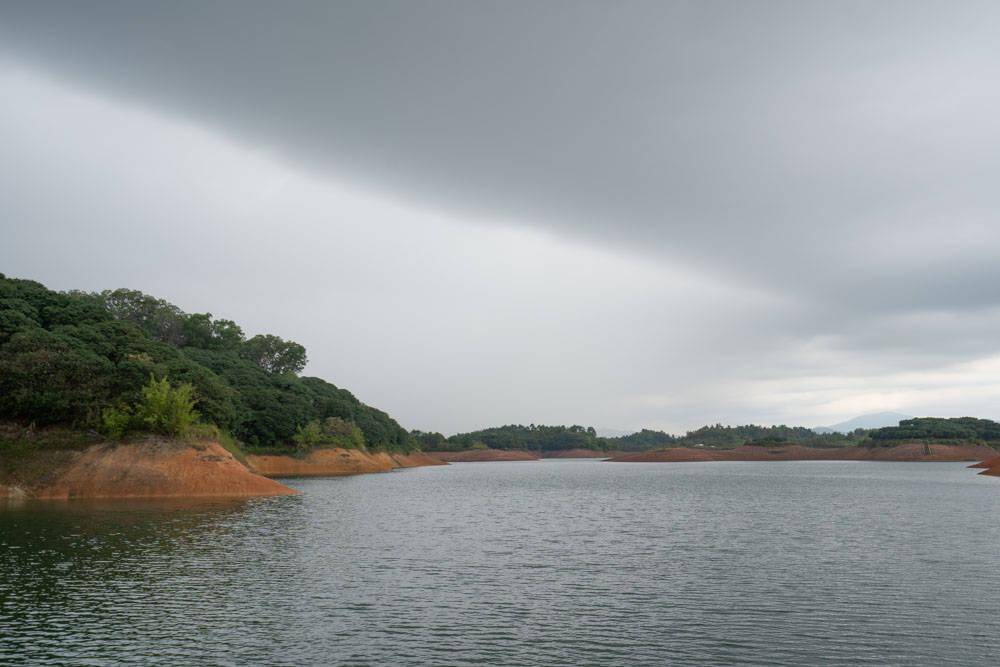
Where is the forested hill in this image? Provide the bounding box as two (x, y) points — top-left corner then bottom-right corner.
(606, 424), (865, 451)
(869, 417), (1000, 444)
(608, 419), (1000, 450)
(421, 424), (607, 453)
(0, 274), (412, 452)
(417, 422), (868, 453)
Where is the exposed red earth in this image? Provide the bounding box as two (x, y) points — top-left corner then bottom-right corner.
(426, 449), (540, 462)
(3, 438), (296, 500)
(0, 428), (449, 500)
(969, 454), (1000, 477)
(391, 451), (450, 468)
(246, 448), (446, 477)
(969, 454), (1000, 469)
(541, 449), (610, 458)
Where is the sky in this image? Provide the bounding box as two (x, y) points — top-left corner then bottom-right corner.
(3, 1), (1000, 435)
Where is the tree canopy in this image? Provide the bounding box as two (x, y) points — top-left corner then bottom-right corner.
(869, 417), (1000, 444)
(444, 424), (605, 452)
(0, 274), (411, 452)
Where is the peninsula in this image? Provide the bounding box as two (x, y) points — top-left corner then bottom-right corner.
(0, 275), (444, 499)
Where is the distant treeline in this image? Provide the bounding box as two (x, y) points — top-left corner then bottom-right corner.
(411, 422), (864, 453)
(610, 419), (1000, 450)
(415, 418), (1000, 453)
(417, 424), (605, 453)
(869, 417), (1000, 444)
(652, 424), (864, 450)
(0, 275), (411, 452)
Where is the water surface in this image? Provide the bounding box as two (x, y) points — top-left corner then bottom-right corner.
(2, 460), (999, 665)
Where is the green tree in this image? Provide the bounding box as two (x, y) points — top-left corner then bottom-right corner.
(292, 417), (365, 451)
(240, 334), (307, 375)
(97, 289), (187, 346)
(446, 424), (607, 452)
(182, 313), (245, 350)
(411, 430), (447, 449)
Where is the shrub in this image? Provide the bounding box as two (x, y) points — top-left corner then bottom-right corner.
(101, 405), (134, 439)
(135, 375), (200, 437)
(292, 417), (365, 452)
(322, 417), (365, 449)
(292, 420), (325, 451)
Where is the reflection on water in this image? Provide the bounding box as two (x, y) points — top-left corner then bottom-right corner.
(1, 495), (307, 665)
(2, 461), (999, 666)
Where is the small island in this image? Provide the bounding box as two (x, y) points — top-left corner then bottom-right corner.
(605, 418), (1000, 463)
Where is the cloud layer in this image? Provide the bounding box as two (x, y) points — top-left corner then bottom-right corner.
(3, 2), (1000, 432)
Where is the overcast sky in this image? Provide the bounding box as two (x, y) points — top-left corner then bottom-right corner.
(3, 1), (1000, 434)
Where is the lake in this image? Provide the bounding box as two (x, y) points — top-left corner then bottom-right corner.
(2, 460), (999, 665)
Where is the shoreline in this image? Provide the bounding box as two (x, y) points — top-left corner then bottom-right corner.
(1, 436), (448, 501)
(246, 448), (446, 477)
(972, 454), (1000, 477)
(4, 439), (997, 503)
(1, 438), (297, 501)
(426, 449), (539, 462)
(540, 448), (610, 459)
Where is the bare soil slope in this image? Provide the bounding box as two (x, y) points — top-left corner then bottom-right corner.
(970, 454), (1000, 469)
(390, 451), (449, 468)
(3, 438), (295, 500)
(541, 449), (609, 458)
(426, 449), (540, 462)
(246, 448), (447, 477)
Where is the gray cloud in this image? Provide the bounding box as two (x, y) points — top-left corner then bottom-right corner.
(3, 1), (1000, 431)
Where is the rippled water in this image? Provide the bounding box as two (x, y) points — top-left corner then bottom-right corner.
(2, 460), (1000, 665)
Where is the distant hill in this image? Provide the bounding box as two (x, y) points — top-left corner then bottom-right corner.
(813, 412), (912, 434)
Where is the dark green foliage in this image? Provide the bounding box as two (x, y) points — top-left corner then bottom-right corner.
(609, 429), (677, 451)
(442, 422), (866, 454)
(182, 313), (244, 350)
(411, 430), (448, 450)
(604, 424), (867, 451)
(293, 417), (365, 452)
(0, 275), (412, 453)
(181, 346), (312, 446)
(869, 417), (1000, 444)
(0, 326), (114, 425)
(664, 423), (862, 449)
(299, 376), (411, 451)
(240, 334), (307, 375)
(446, 424), (605, 452)
(96, 288), (187, 346)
